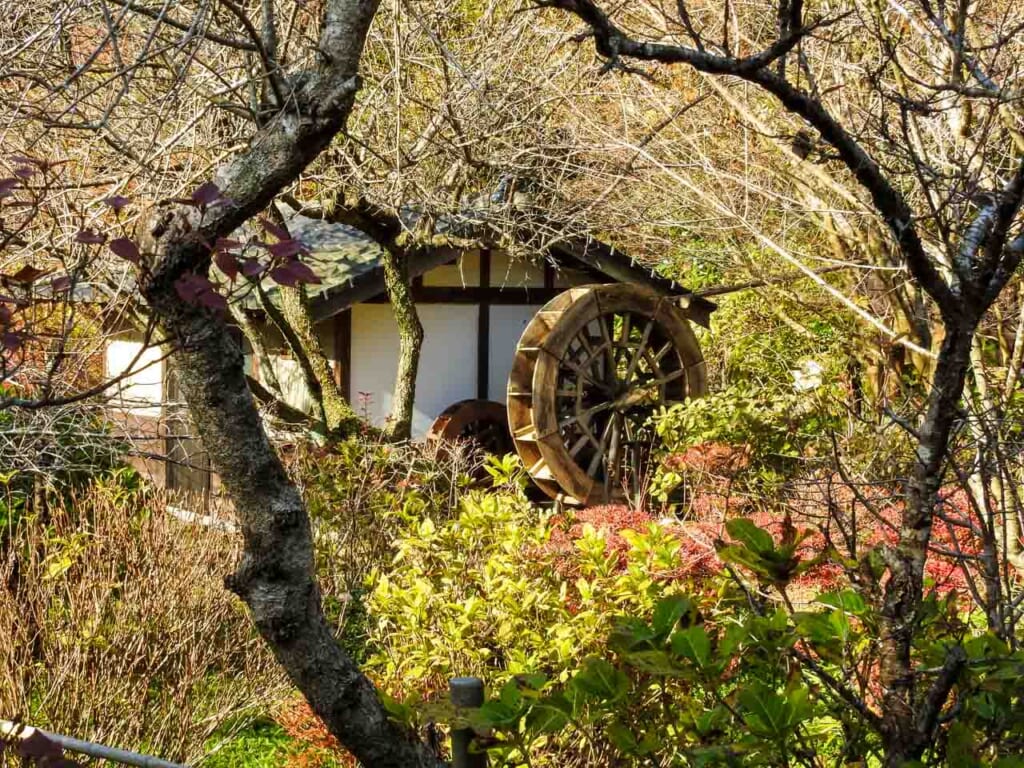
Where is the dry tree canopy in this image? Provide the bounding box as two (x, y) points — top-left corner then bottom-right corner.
(1, 0), (1022, 377)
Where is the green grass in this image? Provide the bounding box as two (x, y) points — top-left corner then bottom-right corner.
(202, 719), (293, 768)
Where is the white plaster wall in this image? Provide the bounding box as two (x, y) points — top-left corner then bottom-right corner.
(488, 305), (543, 402)
(349, 303), (478, 437)
(105, 338), (164, 416)
(421, 251), (481, 287)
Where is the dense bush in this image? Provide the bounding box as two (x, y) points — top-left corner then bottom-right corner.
(364, 489), (1024, 767)
(296, 436), (472, 581)
(650, 383), (841, 509)
(363, 490), (734, 764)
(469, 518), (1024, 767)
(0, 474), (288, 765)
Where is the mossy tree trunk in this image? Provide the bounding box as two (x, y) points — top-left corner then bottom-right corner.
(230, 301), (284, 399)
(279, 284), (361, 435)
(380, 247), (423, 440)
(287, 196), (425, 441)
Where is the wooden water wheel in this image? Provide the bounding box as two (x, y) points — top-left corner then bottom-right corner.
(427, 399), (513, 457)
(507, 284), (706, 505)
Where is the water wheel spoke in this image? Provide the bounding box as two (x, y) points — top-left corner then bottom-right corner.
(568, 433), (591, 458)
(560, 400), (612, 431)
(620, 312), (633, 346)
(587, 415), (617, 477)
(650, 368), (685, 387)
(624, 317), (656, 384)
(578, 330), (598, 358)
(604, 414), (624, 495)
(652, 340), (673, 365)
(598, 314), (617, 386)
(560, 356), (610, 394)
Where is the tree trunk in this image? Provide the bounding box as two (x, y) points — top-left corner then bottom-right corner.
(230, 302), (284, 399)
(879, 321), (975, 764)
(133, 2), (443, 762)
(279, 284), (361, 434)
(144, 290), (443, 768)
(253, 279), (328, 426)
(381, 247), (423, 441)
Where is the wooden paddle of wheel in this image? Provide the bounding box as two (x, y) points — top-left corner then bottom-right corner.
(507, 284), (706, 505)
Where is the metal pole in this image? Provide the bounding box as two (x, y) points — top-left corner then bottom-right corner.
(449, 676), (486, 768)
(0, 720), (188, 768)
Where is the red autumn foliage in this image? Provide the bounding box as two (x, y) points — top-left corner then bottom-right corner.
(276, 697), (356, 768)
(540, 479), (999, 609)
(664, 441), (753, 477)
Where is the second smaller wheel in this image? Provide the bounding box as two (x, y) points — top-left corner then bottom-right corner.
(427, 399), (514, 469)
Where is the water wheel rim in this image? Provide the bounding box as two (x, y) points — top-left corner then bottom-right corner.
(531, 284), (706, 505)
(506, 289), (588, 501)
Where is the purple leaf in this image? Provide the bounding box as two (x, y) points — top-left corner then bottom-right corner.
(191, 181), (222, 207)
(261, 218), (291, 241)
(198, 290), (228, 310)
(9, 154), (42, 167)
(16, 730), (64, 760)
(267, 239), (305, 259)
(51, 276), (72, 292)
(6, 264), (48, 284)
(241, 259), (266, 277)
(286, 259), (321, 284)
(174, 273), (206, 302)
(270, 260), (321, 287)
(13, 166), (34, 179)
(75, 229), (106, 245)
(108, 238), (140, 263)
(102, 195), (131, 212)
(214, 250), (239, 281)
(214, 237), (244, 252)
(269, 265), (300, 287)
(174, 273), (225, 312)
(2, 332), (22, 351)
(0, 178), (19, 197)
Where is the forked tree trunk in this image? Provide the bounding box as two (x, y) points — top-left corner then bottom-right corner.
(230, 302), (284, 399)
(252, 278), (328, 425)
(879, 322), (975, 764)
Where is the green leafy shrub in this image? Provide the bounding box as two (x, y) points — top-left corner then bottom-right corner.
(294, 435), (475, 640)
(651, 385), (838, 503)
(467, 519), (1024, 767)
(363, 492), (724, 764)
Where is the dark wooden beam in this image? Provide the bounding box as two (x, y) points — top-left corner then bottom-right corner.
(478, 249), (491, 399)
(333, 309), (351, 401)
(364, 285), (562, 305)
(309, 246), (462, 323)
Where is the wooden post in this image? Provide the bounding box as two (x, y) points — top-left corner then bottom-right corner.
(449, 676), (486, 768)
(477, 249), (492, 400)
